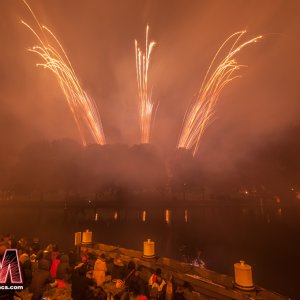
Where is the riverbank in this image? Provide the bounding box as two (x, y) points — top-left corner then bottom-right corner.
(84, 242), (290, 300)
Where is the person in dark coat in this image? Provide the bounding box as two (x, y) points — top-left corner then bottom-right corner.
(127, 266), (147, 297)
(124, 260), (136, 279)
(111, 258), (125, 282)
(174, 286), (185, 300)
(68, 249), (79, 268)
(56, 254), (72, 282)
(39, 250), (52, 264)
(30, 238), (41, 254)
(19, 249), (32, 288)
(71, 264), (93, 300)
(29, 258), (55, 300)
(83, 281), (107, 300)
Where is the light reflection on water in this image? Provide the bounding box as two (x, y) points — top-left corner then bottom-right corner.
(114, 211), (118, 220)
(86, 206), (287, 225)
(94, 208), (190, 224)
(142, 210), (146, 222)
(165, 209), (170, 224)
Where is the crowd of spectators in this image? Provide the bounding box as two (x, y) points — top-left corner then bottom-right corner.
(0, 234), (185, 300)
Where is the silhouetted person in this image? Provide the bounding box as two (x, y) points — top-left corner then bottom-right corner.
(29, 258), (55, 300)
(71, 265), (93, 300)
(84, 281), (107, 300)
(30, 238), (41, 254)
(111, 258), (125, 282)
(174, 286), (185, 300)
(127, 266), (147, 297)
(124, 260), (136, 280)
(56, 254), (72, 282)
(19, 249), (32, 288)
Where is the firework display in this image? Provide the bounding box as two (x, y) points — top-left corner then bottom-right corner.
(135, 25), (157, 144)
(21, 1), (261, 152)
(21, 0), (106, 146)
(178, 31), (262, 156)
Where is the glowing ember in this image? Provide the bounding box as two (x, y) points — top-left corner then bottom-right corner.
(135, 25), (157, 144)
(21, 0), (106, 146)
(178, 31), (262, 156)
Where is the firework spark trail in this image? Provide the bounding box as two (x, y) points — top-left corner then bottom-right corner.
(21, 0), (105, 146)
(135, 25), (157, 144)
(177, 31), (262, 156)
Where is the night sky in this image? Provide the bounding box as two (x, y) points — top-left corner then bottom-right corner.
(0, 0), (299, 175)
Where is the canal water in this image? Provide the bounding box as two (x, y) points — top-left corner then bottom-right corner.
(0, 203), (299, 298)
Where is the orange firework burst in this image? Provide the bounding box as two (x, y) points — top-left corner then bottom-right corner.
(21, 0), (105, 146)
(135, 25), (157, 144)
(178, 31), (262, 156)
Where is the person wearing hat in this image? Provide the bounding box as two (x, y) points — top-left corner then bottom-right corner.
(111, 257), (125, 282)
(93, 253), (107, 286)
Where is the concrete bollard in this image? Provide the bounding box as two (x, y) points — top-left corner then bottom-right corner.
(143, 239), (155, 258)
(234, 260), (255, 291)
(74, 232), (82, 246)
(81, 229), (93, 245)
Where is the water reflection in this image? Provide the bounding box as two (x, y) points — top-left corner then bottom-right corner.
(184, 209), (188, 223)
(165, 209), (170, 224)
(259, 197), (264, 216)
(142, 210), (146, 222)
(64, 204), (290, 226)
(114, 211), (118, 220)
